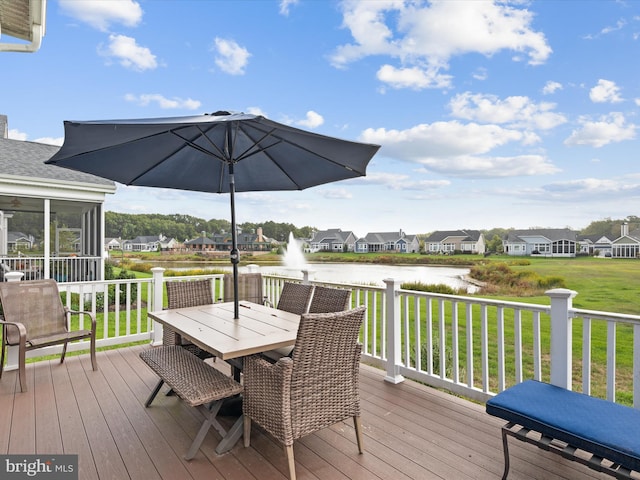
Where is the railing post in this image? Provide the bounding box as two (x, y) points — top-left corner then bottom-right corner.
(546, 288), (577, 389)
(151, 267), (165, 346)
(301, 269), (315, 285)
(5, 272), (24, 282)
(383, 278), (404, 384)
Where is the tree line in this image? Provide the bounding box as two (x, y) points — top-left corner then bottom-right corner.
(105, 212), (316, 243)
(7, 210), (640, 248)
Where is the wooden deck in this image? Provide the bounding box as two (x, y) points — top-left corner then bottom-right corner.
(0, 345), (615, 480)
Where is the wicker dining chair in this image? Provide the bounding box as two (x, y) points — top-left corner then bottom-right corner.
(0, 279), (97, 392)
(223, 273), (265, 305)
(260, 282), (314, 362)
(276, 282), (314, 315)
(164, 279), (214, 359)
(308, 285), (351, 313)
(243, 306), (366, 480)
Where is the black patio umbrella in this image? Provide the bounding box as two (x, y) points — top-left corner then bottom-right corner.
(46, 111), (380, 318)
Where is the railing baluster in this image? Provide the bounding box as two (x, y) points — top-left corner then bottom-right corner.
(466, 301), (474, 389)
(414, 296), (421, 373)
(582, 317), (592, 395)
(607, 320), (616, 402)
(452, 301), (459, 384)
(481, 304), (489, 394)
(533, 311), (541, 381)
(514, 309), (522, 384)
(438, 298), (446, 380)
(426, 298), (433, 376)
(497, 306), (505, 392)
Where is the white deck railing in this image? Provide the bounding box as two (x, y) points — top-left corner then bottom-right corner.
(7, 266), (640, 407)
(0, 255), (102, 282)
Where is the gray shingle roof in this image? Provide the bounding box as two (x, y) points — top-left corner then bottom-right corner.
(505, 228), (577, 242)
(425, 230), (482, 242)
(0, 137), (115, 187)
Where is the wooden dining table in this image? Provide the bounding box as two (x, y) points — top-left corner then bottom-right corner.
(147, 300), (301, 454)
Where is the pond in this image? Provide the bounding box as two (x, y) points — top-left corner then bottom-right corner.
(152, 262), (476, 292)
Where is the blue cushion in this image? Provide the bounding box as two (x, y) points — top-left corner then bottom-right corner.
(486, 380), (640, 472)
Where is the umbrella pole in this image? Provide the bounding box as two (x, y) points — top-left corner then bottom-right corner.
(229, 162), (240, 319)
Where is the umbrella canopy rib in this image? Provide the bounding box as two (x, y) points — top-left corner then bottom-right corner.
(171, 125), (228, 163)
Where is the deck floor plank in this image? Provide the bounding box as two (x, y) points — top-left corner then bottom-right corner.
(0, 368), (17, 454)
(97, 348), (191, 480)
(33, 360), (63, 454)
(64, 354), (131, 479)
(77, 352), (162, 480)
(49, 354), (99, 480)
(0, 346), (621, 480)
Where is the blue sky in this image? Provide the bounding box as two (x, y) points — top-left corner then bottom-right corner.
(3, 0), (640, 236)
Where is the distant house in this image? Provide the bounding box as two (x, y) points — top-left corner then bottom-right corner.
(424, 230), (485, 255)
(354, 230), (419, 253)
(158, 236), (181, 251)
(309, 228), (358, 252)
(122, 235), (171, 252)
(503, 229), (578, 257)
(577, 234), (613, 257)
(611, 223), (640, 258)
(105, 237), (122, 250)
(185, 235), (216, 252)
(7, 231), (34, 251)
(186, 227), (274, 253)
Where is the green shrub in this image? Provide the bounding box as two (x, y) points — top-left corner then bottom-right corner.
(401, 281), (466, 295)
(86, 269), (138, 310)
(469, 262), (565, 295)
(128, 262), (153, 273)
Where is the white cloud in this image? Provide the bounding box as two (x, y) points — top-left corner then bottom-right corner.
(7, 129), (27, 141)
(590, 79), (623, 103)
(535, 177), (640, 202)
(584, 18), (627, 39)
(296, 111), (324, 128)
(542, 81), (562, 95)
(472, 67), (488, 81)
(213, 38), (251, 75)
(449, 92), (567, 130)
(331, 0), (551, 90)
(34, 137), (64, 146)
(279, 0), (299, 16)
(124, 93), (201, 110)
(321, 188), (353, 199)
(6, 129), (62, 145)
(59, 0), (143, 32)
(353, 172), (450, 190)
(376, 64), (452, 90)
(100, 34), (158, 71)
(564, 112), (636, 148)
(246, 107), (268, 117)
(359, 121), (559, 178)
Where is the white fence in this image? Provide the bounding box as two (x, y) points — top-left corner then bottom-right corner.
(7, 267), (640, 407)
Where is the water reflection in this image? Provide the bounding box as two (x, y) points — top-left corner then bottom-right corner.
(262, 263), (475, 291)
(155, 261), (476, 292)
